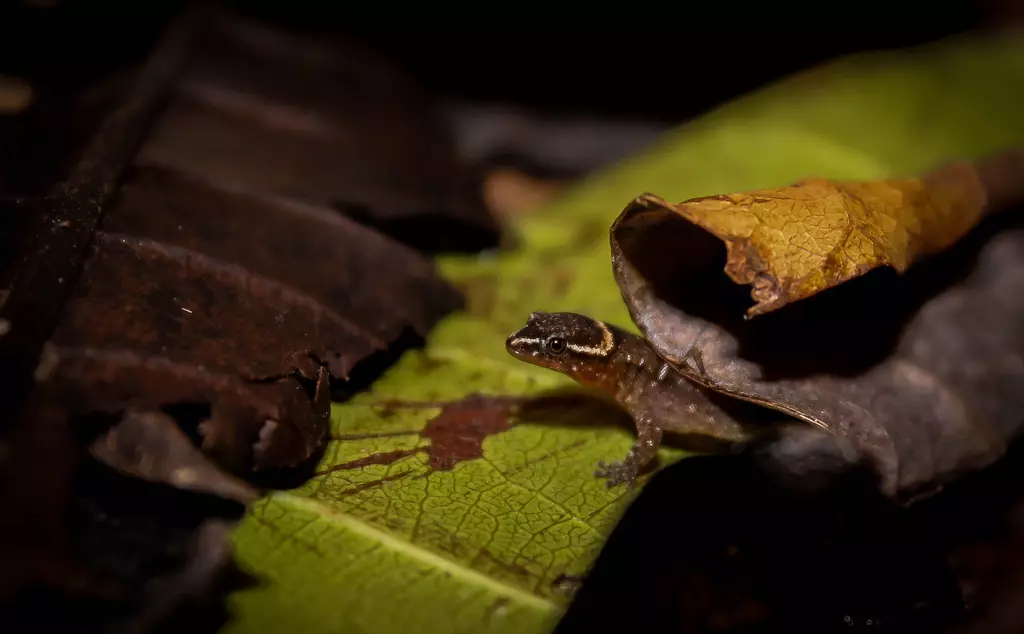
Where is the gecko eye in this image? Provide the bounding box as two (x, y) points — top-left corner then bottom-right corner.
(545, 336), (568, 356)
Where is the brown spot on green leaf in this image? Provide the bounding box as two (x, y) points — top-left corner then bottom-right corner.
(327, 394), (521, 474)
(317, 448), (423, 475)
(420, 395), (516, 470)
(334, 472), (411, 498)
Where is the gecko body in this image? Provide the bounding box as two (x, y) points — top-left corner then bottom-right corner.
(506, 311), (751, 486)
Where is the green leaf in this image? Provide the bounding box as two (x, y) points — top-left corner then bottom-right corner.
(225, 32), (1024, 634)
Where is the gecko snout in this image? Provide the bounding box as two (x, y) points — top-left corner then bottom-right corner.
(505, 325), (542, 361)
(505, 330), (526, 357)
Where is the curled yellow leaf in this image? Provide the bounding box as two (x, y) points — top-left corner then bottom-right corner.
(632, 160), (991, 317)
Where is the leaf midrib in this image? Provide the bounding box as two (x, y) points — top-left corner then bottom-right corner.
(271, 491), (562, 616)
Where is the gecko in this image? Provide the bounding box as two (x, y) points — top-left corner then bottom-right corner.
(506, 311), (753, 487)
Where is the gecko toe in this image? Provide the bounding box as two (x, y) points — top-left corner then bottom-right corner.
(594, 460), (636, 488)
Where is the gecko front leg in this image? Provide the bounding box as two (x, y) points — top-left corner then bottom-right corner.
(595, 415), (663, 488)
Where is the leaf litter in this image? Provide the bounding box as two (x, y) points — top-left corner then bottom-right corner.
(226, 29), (1024, 634)
(0, 6), (485, 632)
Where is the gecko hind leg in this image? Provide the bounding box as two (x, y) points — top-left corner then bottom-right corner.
(595, 421), (663, 488)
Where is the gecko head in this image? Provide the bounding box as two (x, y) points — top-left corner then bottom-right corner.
(505, 311), (617, 375)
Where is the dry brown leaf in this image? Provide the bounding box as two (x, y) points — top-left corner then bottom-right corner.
(636, 161), (991, 317)
(483, 168), (567, 219)
(609, 149), (1024, 500)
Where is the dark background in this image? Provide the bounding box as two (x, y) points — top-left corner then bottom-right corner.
(1, 0), (1021, 124)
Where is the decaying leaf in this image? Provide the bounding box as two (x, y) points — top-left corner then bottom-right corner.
(140, 11), (499, 254)
(1, 3), (468, 482)
(112, 519), (243, 634)
(483, 168), (568, 220)
(0, 397), (89, 599)
(0, 6), (477, 633)
(89, 409), (259, 505)
(61, 457), (254, 634)
(625, 155), (1017, 318)
(610, 150), (1024, 500)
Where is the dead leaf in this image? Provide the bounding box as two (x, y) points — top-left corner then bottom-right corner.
(483, 168), (568, 219)
(0, 7), (478, 632)
(3, 6), (466, 481)
(624, 153), (1024, 318)
(113, 519), (243, 634)
(0, 398), (88, 598)
(141, 10), (499, 254)
(60, 456), (253, 634)
(89, 409), (259, 505)
(610, 150), (1024, 500)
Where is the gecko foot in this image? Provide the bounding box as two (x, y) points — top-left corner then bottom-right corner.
(594, 460), (639, 489)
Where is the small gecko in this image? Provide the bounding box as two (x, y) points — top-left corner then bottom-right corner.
(506, 311), (752, 487)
